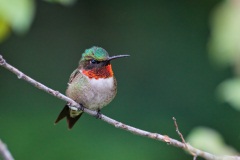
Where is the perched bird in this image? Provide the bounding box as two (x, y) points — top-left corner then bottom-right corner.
(55, 46), (129, 129)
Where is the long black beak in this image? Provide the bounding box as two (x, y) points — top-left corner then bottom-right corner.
(108, 55), (130, 61)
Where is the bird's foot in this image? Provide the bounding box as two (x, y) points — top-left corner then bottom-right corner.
(78, 103), (85, 111)
(95, 109), (102, 119)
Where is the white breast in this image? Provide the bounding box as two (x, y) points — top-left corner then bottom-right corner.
(81, 74), (116, 110)
(89, 77), (114, 90)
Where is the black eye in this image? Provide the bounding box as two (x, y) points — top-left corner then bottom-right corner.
(90, 59), (98, 64)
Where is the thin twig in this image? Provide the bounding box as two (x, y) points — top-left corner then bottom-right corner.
(172, 117), (187, 147)
(0, 139), (14, 160)
(0, 55), (240, 160)
(172, 117), (199, 158)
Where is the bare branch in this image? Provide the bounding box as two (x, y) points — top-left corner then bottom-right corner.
(0, 139), (14, 160)
(0, 54), (240, 160)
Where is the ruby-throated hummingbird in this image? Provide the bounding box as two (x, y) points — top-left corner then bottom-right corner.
(55, 46), (129, 129)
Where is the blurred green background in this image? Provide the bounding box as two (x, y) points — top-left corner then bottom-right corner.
(1, 0), (240, 159)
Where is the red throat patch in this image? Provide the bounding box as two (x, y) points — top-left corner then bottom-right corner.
(82, 64), (114, 79)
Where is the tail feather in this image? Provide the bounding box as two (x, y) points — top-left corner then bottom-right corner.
(55, 104), (83, 129)
(55, 104), (69, 124)
(66, 112), (83, 129)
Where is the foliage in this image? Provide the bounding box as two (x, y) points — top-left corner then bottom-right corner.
(0, 0), (76, 42)
(187, 127), (238, 155)
(0, 0), (35, 42)
(208, 0), (240, 110)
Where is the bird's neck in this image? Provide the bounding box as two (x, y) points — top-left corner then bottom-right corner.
(82, 64), (114, 79)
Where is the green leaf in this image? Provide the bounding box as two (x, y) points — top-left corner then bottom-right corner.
(217, 78), (240, 111)
(187, 127), (238, 155)
(0, 16), (10, 42)
(0, 0), (35, 34)
(208, 0), (240, 67)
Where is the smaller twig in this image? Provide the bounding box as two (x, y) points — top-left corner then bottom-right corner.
(172, 117), (187, 148)
(172, 117), (201, 159)
(0, 139), (14, 160)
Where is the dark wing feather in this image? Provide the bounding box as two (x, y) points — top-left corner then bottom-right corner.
(68, 69), (80, 84)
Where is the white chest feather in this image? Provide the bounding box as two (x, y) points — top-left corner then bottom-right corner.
(81, 76), (116, 110)
(89, 77), (114, 90)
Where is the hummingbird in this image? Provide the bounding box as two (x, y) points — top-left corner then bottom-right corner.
(55, 46), (129, 129)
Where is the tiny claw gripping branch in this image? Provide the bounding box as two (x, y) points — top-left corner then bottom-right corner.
(95, 109), (102, 119)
